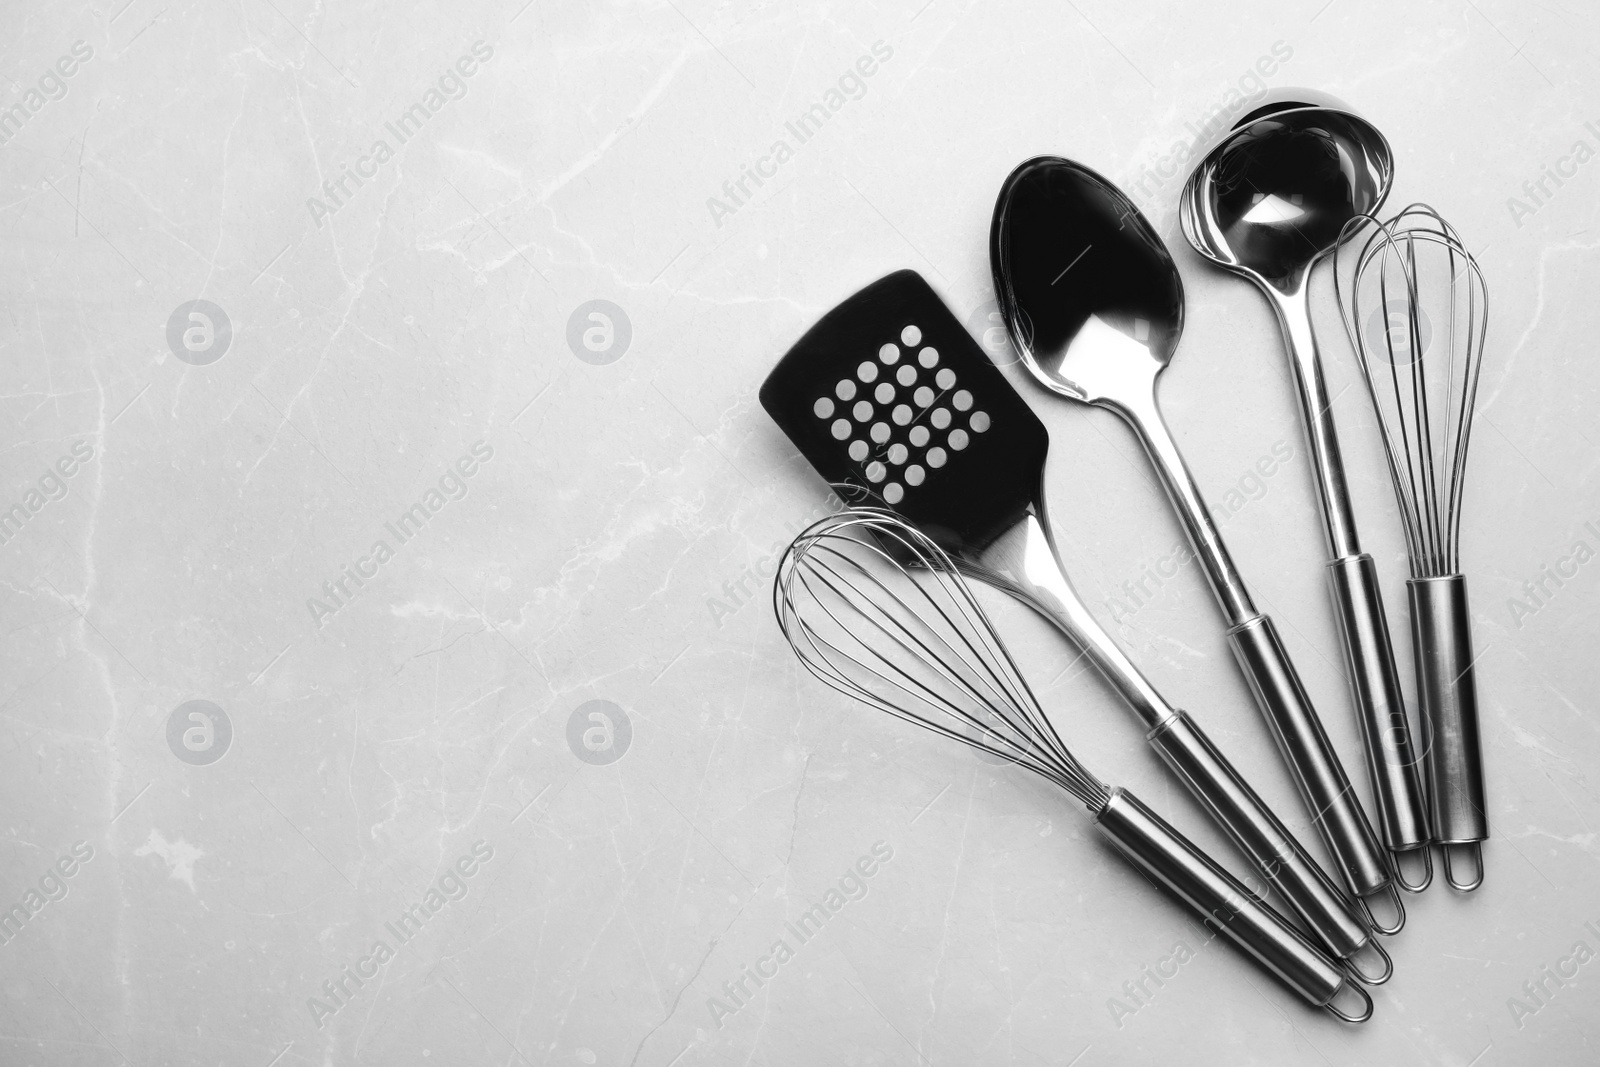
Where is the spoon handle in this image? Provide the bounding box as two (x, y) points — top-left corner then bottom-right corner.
(1114, 387), (1395, 907)
(1225, 615), (1393, 904)
(1110, 384), (1255, 623)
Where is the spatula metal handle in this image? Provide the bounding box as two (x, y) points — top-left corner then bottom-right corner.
(1093, 787), (1368, 1020)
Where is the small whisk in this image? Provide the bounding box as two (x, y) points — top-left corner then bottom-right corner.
(774, 508), (1372, 1021)
(1335, 204), (1490, 891)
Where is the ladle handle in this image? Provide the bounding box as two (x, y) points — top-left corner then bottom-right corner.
(1226, 616), (1392, 901)
(1328, 555), (1431, 855)
(1093, 787), (1359, 1017)
(1267, 286), (1427, 887)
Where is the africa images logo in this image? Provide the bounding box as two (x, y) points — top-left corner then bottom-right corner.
(566, 700), (632, 766)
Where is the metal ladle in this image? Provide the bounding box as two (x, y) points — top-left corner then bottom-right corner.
(1180, 108), (1431, 893)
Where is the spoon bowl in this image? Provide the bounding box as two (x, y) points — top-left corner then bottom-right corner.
(990, 157), (1182, 404)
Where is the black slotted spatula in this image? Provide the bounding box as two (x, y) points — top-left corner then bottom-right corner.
(760, 270), (1041, 551)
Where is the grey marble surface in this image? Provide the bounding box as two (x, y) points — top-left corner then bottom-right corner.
(2, 1), (1598, 1064)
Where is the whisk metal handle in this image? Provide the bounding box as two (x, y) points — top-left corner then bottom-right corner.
(1327, 555), (1431, 862)
(1409, 575), (1489, 887)
(1225, 616), (1394, 905)
(1093, 787), (1365, 1019)
(1147, 711), (1373, 960)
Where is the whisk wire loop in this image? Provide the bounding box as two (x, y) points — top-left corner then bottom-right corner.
(793, 545), (1066, 782)
(1333, 204), (1489, 578)
(774, 509), (1109, 807)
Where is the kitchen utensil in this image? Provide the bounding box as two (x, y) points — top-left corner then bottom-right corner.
(760, 270), (1389, 975)
(1334, 204), (1490, 890)
(990, 155), (1408, 923)
(1181, 108), (1434, 892)
(773, 508), (1374, 1022)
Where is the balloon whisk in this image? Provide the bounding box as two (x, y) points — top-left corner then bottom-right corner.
(1334, 204), (1489, 579)
(1334, 204), (1492, 890)
(773, 509), (1109, 809)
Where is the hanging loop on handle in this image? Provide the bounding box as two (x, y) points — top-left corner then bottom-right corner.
(1392, 844), (1433, 893)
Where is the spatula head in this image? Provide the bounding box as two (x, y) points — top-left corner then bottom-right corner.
(760, 270), (1048, 555)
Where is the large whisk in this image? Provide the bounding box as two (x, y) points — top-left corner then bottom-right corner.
(774, 508), (1372, 1022)
(1334, 204), (1490, 891)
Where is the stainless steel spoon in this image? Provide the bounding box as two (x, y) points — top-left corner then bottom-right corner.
(1180, 108), (1431, 893)
(990, 156), (1402, 933)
